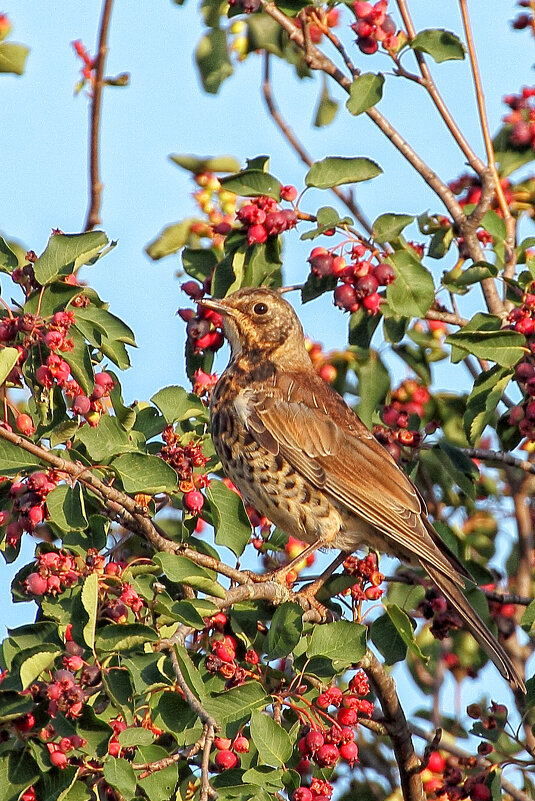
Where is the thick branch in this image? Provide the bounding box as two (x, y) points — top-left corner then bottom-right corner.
(360, 650), (424, 801)
(84, 0), (113, 231)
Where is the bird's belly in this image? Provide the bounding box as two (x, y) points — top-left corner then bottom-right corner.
(217, 434), (342, 545)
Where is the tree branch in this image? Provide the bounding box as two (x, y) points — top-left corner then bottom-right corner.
(84, 0), (113, 231)
(360, 649), (424, 801)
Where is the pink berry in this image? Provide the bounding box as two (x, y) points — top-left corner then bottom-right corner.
(362, 293), (382, 314)
(281, 185), (298, 202)
(293, 790), (313, 801)
(374, 262), (395, 285)
(233, 735), (249, 753)
(334, 284), (359, 313)
(339, 741), (359, 765)
(16, 414), (35, 436)
(94, 372), (114, 392)
(183, 489), (204, 514)
(305, 730), (324, 753)
(214, 749), (238, 771)
(315, 743), (339, 767)
(49, 750), (68, 769)
(72, 395), (91, 415)
(27, 505), (44, 526)
(25, 573), (48, 595)
(247, 224), (268, 245)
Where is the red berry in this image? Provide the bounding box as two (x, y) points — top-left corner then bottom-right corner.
(309, 252), (334, 277)
(233, 735), (249, 753)
(354, 1), (374, 18)
(214, 749), (238, 771)
(515, 317), (535, 335)
(305, 730), (324, 753)
(72, 395), (91, 415)
(339, 741), (359, 765)
(245, 649), (259, 665)
(357, 36), (379, 54)
(183, 489), (204, 514)
(25, 572), (48, 595)
(470, 785), (491, 801)
(182, 281), (205, 301)
(281, 185), (298, 202)
(49, 750), (68, 769)
(247, 224), (268, 245)
(315, 743), (339, 767)
(337, 707), (357, 726)
(27, 505), (44, 527)
(334, 284), (359, 313)
(515, 361), (535, 381)
(427, 751), (445, 773)
(362, 292), (382, 314)
(16, 414), (35, 436)
(44, 330), (64, 350)
(354, 274), (379, 298)
(373, 262), (395, 285)
(293, 790), (313, 801)
(94, 372), (114, 393)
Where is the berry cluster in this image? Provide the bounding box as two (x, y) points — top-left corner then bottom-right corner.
(212, 734), (250, 771)
(308, 243), (395, 317)
(2, 470), (60, 547)
(159, 425), (210, 514)
(24, 550), (80, 596)
(206, 631), (255, 685)
(281, 536), (317, 586)
(351, 0), (401, 54)
(342, 553), (384, 603)
(419, 587), (466, 644)
(503, 85), (535, 149)
(508, 289), (535, 336)
(482, 582), (517, 640)
(236, 191), (298, 246)
(306, 340), (338, 384)
(295, 7), (340, 45)
(373, 379), (432, 461)
(102, 582), (145, 624)
(509, 359), (535, 441)
(190, 172), (237, 246)
(422, 744), (493, 801)
(45, 734), (88, 770)
(180, 282), (224, 354)
(511, 1), (535, 32)
(192, 367), (219, 398)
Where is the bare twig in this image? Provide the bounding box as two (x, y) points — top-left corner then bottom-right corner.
(360, 650), (424, 801)
(84, 0), (113, 231)
(261, 54), (373, 235)
(425, 308), (468, 327)
(421, 442), (535, 477)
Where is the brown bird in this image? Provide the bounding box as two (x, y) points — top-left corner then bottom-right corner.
(202, 286), (526, 692)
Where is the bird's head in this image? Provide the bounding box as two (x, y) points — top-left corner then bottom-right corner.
(201, 287), (309, 367)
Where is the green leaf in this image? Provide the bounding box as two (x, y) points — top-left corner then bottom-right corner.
(301, 272), (337, 302)
(111, 452), (179, 494)
(371, 613), (407, 665)
(410, 29), (465, 63)
(346, 72), (384, 116)
(307, 621), (366, 668)
(74, 306), (136, 346)
(195, 29), (233, 94)
(102, 758), (137, 800)
(204, 681), (268, 732)
(220, 169), (282, 201)
(0, 237), (18, 273)
(385, 603), (428, 662)
(81, 572), (98, 650)
(207, 480), (252, 557)
(305, 156), (382, 189)
(170, 154), (241, 174)
(355, 353), (390, 429)
(0, 347), (19, 387)
(46, 484), (88, 531)
(151, 385), (208, 424)
(34, 232), (109, 285)
(265, 603), (303, 659)
(19, 646), (62, 689)
(446, 313), (526, 368)
(95, 623), (158, 652)
(154, 553), (226, 599)
(435, 441), (478, 499)
(0, 752), (39, 801)
(0, 42), (30, 75)
(75, 415), (140, 462)
(136, 745), (178, 801)
(463, 366), (513, 445)
(182, 247), (218, 281)
(62, 325), (94, 396)
(174, 643), (208, 702)
(314, 78), (339, 128)
(117, 727), (154, 747)
(386, 249), (435, 317)
(449, 261), (498, 286)
(250, 710), (292, 767)
(0, 438), (42, 474)
(520, 599), (535, 633)
(145, 219), (196, 261)
(372, 213), (414, 243)
(300, 206), (353, 240)
(480, 210), (506, 241)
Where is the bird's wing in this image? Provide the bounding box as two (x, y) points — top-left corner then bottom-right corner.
(239, 373), (470, 585)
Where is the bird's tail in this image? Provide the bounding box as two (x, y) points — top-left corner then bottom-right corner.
(424, 562), (526, 693)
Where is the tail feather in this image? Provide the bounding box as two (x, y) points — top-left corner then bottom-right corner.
(424, 562), (526, 693)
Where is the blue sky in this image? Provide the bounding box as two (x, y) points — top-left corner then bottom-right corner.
(1, 0), (532, 712)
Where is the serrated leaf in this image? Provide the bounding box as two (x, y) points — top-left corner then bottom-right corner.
(307, 621), (366, 668)
(446, 313), (526, 368)
(102, 758), (137, 799)
(0, 42), (29, 75)
(385, 603), (428, 662)
(117, 727), (154, 747)
(20, 647), (62, 689)
(0, 347), (19, 387)
(370, 613), (407, 665)
(305, 156), (382, 189)
(207, 480), (252, 557)
(463, 366), (513, 445)
(435, 441), (478, 498)
(111, 452), (179, 494)
(74, 306), (136, 346)
(46, 484), (88, 531)
(150, 385), (208, 424)
(34, 232), (108, 285)
(220, 169), (282, 200)
(145, 219), (196, 261)
(0, 752), (39, 801)
(75, 415), (139, 462)
(0, 237), (18, 274)
(81, 572), (98, 650)
(346, 72), (384, 116)
(250, 710), (292, 767)
(204, 681), (268, 731)
(410, 29), (465, 63)
(386, 249), (435, 317)
(153, 553), (226, 599)
(372, 213), (414, 243)
(0, 438), (42, 473)
(170, 154), (241, 174)
(95, 623), (158, 652)
(265, 603), (303, 659)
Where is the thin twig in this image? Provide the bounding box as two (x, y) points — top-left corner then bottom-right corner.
(425, 308), (468, 327)
(84, 0), (113, 231)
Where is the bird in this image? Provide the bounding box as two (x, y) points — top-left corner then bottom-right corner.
(201, 286), (526, 693)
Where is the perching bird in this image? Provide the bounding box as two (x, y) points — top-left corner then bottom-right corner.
(202, 286), (526, 692)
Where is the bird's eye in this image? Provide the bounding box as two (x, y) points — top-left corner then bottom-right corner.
(253, 302), (268, 315)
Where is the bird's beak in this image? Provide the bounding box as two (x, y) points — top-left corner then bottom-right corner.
(200, 297), (235, 317)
